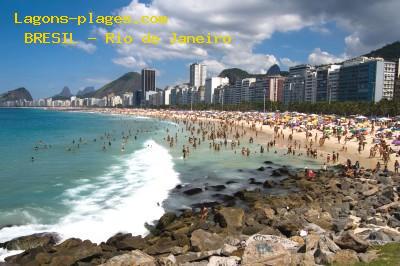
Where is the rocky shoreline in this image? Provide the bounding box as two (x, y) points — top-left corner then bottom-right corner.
(2, 164), (400, 265)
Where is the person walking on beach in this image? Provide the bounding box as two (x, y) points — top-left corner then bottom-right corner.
(395, 160), (399, 174)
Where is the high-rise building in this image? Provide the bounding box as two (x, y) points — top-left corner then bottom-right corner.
(251, 76), (286, 103)
(205, 77), (229, 104)
(190, 63), (207, 88)
(283, 64), (315, 104)
(316, 64), (341, 102)
(141, 68), (156, 101)
(338, 57), (384, 102)
(383, 61), (396, 100)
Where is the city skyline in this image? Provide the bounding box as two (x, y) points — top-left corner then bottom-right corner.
(2, 0), (400, 98)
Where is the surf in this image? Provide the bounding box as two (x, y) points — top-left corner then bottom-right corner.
(0, 140), (180, 260)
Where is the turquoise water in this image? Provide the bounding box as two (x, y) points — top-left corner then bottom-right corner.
(0, 108), (319, 256)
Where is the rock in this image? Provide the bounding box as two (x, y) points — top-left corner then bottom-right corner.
(242, 224), (264, 235)
(158, 254), (176, 266)
(331, 249), (359, 265)
(175, 250), (221, 264)
(1, 232), (60, 250)
(225, 180), (238, 185)
(334, 231), (369, 252)
(208, 256), (241, 266)
(271, 169), (282, 177)
(190, 229), (224, 252)
(183, 188), (203, 196)
(289, 236), (305, 246)
(106, 233), (147, 250)
(264, 161), (273, 164)
(6, 238), (105, 265)
(242, 234), (300, 266)
(175, 184), (183, 189)
(100, 250), (156, 266)
(221, 244), (238, 256)
(207, 185), (226, 191)
(234, 190), (261, 203)
(257, 166), (265, 171)
(263, 180), (275, 188)
(358, 250), (378, 263)
(289, 253), (315, 266)
(214, 207), (244, 230)
(362, 186), (379, 197)
(249, 178), (263, 185)
(156, 212), (177, 230)
(304, 209), (333, 230)
(144, 237), (184, 255)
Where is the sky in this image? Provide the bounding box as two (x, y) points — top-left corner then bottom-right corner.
(0, 0), (399, 98)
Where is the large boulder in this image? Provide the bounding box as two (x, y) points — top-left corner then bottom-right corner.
(304, 209), (333, 230)
(242, 234), (300, 266)
(156, 212), (177, 230)
(1, 232), (60, 250)
(190, 229), (224, 252)
(214, 207), (244, 230)
(106, 233), (147, 250)
(334, 231), (369, 253)
(208, 256), (241, 266)
(99, 250), (156, 266)
(331, 249), (359, 265)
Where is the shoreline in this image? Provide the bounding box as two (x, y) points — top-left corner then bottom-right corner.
(1, 107), (400, 265)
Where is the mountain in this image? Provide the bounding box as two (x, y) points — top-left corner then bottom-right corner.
(77, 86), (95, 96)
(0, 87), (33, 103)
(218, 67), (286, 85)
(84, 72), (141, 98)
(218, 68), (252, 85)
(364, 41), (400, 62)
(267, 64), (281, 75)
(53, 86), (72, 100)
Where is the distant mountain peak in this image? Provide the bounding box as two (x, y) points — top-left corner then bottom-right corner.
(52, 86), (72, 100)
(0, 87), (33, 102)
(77, 86), (95, 96)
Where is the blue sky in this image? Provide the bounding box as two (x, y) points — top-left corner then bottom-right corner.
(0, 0), (398, 98)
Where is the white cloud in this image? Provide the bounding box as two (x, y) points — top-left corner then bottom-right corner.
(98, 0), (399, 75)
(280, 57), (299, 68)
(308, 48), (347, 65)
(112, 56), (147, 68)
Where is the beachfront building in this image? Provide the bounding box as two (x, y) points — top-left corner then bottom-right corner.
(338, 57), (385, 102)
(283, 64), (315, 105)
(205, 77), (229, 104)
(316, 64), (341, 102)
(190, 63), (207, 88)
(383, 61), (396, 100)
(141, 68), (156, 104)
(123, 93), (134, 107)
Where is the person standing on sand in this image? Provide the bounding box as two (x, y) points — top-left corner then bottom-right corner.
(395, 160), (399, 174)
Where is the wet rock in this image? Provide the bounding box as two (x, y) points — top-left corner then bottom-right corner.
(156, 212), (177, 230)
(257, 167), (265, 171)
(99, 250), (156, 266)
(225, 180), (238, 185)
(207, 185), (226, 191)
(214, 207), (244, 230)
(249, 178), (262, 185)
(271, 169), (282, 177)
(0, 232), (60, 250)
(334, 231), (369, 252)
(263, 161), (273, 164)
(183, 188), (203, 196)
(263, 180), (275, 188)
(191, 201), (219, 209)
(234, 190), (261, 203)
(190, 229), (224, 252)
(175, 184), (183, 190)
(106, 233), (147, 251)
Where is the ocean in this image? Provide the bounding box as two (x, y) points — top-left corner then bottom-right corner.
(0, 108), (319, 260)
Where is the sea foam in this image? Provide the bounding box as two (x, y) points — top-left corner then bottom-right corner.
(0, 140), (180, 261)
